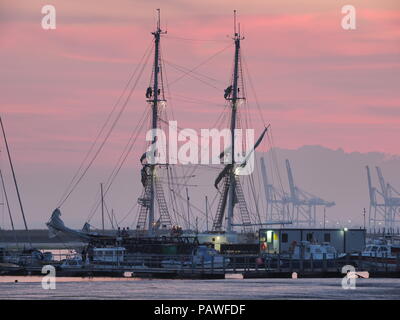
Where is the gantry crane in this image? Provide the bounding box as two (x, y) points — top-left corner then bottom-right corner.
(367, 165), (400, 231)
(285, 159), (335, 227)
(260, 157), (291, 223)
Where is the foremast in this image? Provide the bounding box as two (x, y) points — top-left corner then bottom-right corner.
(226, 11), (244, 232)
(148, 10), (164, 235)
(137, 9), (171, 235)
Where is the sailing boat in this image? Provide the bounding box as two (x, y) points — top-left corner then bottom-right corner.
(46, 10), (198, 257)
(0, 116), (53, 273)
(47, 11), (270, 261)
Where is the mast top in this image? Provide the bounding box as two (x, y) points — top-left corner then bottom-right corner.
(153, 9), (167, 36)
(233, 10), (244, 41)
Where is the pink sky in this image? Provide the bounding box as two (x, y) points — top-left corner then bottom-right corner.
(0, 0), (399, 227)
(1, 0), (399, 164)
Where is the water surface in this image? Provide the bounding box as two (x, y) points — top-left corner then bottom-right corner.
(1, 276), (399, 299)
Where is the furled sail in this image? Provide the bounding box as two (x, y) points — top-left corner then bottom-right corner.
(46, 208), (109, 240)
(214, 164), (233, 189)
(239, 125), (269, 168)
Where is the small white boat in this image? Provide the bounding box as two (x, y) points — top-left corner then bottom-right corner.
(285, 241), (338, 260)
(61, 247), (125, 269)
(60, 255), (84, 269)
(60, 247), (147, 271)
(353, 239), (400, 270)
(2, 248), (53, 266)
(161, 245), (230, 269)
(92, 247), (125, 263)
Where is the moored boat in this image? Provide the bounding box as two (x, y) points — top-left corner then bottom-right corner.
(351, 239), (400, 270)
(161, 245), (230, 269)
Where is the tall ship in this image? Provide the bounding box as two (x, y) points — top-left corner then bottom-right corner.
(46, 10), (271, 260)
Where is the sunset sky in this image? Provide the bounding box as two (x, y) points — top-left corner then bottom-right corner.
(0, 0), (399, 228)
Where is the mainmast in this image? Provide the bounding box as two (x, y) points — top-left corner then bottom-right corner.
(226, 10), (244, 232)
(211, 11), (250, 233)
(148, 9), (166, 235)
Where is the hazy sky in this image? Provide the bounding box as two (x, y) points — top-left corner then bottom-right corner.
(0, 0), (399, 228)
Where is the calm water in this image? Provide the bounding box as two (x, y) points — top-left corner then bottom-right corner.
(1, 276), (400, 299)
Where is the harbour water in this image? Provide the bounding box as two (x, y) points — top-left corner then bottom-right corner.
(1, 277), (400, 299)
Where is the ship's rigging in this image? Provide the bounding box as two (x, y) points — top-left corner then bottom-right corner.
(136, 10), (172, 234)
(210, 11), (270, 233)
(47, 10), (275, 237)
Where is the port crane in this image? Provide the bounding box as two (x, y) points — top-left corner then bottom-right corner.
(285, 159), (335, 227)
(366, 165), (400, 231)
(260, 157), (291, 223)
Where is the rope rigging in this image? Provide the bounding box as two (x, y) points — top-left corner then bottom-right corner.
(49, 15), (275, 233)
(57, 41), (154, 208)
(164, 35), (231, 43)
(86, 108), (151, 223)
(167, 43), (233, 87)
(164, 59), (224, 87)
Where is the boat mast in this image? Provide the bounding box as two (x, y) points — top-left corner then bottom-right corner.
(0, 169), (15, 231)
(148, 9), (166, 235)
(101, 183), (104, 231)
(0, 116), (29, 233)
(226, 10), (244, 232)
(0, 169), (19, 246)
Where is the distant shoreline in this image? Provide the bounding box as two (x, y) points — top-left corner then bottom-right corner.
(0, 229), (88, 249)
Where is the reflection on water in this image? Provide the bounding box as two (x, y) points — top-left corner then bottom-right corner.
(0, 276), (141, 283)
(1, 277), (400, 299)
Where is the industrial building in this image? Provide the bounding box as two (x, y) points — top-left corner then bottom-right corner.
(259, 228), (366, 254)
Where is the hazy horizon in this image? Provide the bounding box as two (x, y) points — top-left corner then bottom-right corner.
(1, 144), (400, 230)
(1, 1), (399, 230)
